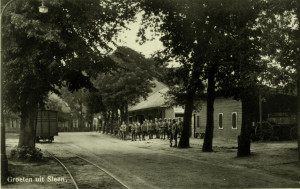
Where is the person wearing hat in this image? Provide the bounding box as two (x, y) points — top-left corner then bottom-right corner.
(159, 118), (164, 139)
(148, 119), (154, 139)
(167, 118), (173, 139)
(155, 118), (160, 139)
(162, 118), (169, 140)
(131, 122), (136, 141)
(178, 117), (183, 138)
(135, 122), (141, 141)
(170, 119), (179, 147)
(141, 120), (147, 141)
(120, 121), (127, 140)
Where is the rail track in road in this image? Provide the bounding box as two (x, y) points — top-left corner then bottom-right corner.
(47, 151), (130, 189)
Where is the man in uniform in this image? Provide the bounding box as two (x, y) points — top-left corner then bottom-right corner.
(170, 119), (178, 147)
(159, 118), (164, 139)
(131, 122), (136, 141)
(162, 118), (168, 140)
(141, 120), (147, 141)
(135, 122), (141, 141)
(148, 120), (154, 139)
(167, 118), (172, 139)
(155, 118), (160, 139)
(178, 118), (183, 138)
(120, 121), (127, 140)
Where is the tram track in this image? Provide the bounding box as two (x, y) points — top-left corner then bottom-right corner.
(46, 150), (130, 189)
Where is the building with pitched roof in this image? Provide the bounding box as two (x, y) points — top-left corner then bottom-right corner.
(128, 79), (184, 123)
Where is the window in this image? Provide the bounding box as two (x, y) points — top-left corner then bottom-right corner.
(218, 113), (223, 129)
(232, 112), (237, 129)
(196, 116), (200, 128)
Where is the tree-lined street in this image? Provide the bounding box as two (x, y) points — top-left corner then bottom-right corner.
(1, 0), (300, 188)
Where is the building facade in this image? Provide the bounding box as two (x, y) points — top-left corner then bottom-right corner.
(192, 97), (242, 140)
(128, 80), (184, 123)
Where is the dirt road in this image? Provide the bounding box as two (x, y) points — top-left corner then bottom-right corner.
(33, 132), (300, 189)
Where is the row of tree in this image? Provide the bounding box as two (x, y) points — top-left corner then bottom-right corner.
(47, 47), (159, 133)
(137, 0), (299, 158)
(3, 0), (299, 161)
(92, 47), (159, 133)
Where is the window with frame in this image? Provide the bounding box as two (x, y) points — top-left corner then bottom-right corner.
(232, 112), (237, 129)
(218, 113), (223, 129)
(196, 116), (200, 128)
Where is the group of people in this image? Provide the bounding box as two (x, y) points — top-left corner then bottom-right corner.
(119, 118), (183, 147)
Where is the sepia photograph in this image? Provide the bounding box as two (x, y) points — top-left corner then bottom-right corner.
(1, 0), (299, 188)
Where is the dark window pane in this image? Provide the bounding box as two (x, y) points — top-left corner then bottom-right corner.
(219, 114), (223, 128)
(232, 113), (237, 128)
(197, 116), (200, 128)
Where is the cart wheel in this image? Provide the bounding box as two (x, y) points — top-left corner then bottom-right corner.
(255, 122), (273, 141)
(201, 133), (206, 139)
(290, 127), (298, 140)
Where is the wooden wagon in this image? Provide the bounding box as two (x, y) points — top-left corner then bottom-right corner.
(36, 110), (58, 143)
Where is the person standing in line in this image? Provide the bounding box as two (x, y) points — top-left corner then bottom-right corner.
(128, 122), (132, 138)
(149, 120), (154, 139)
(136, 122), (141, 141)
(167, 118), (172, 139)
(145, 120), (149, 139)
(155, 118), (160, 139)
(159, 118), (164, 139)
(131, 122), (136, 141)
(146, 120), (150, 139)
(178, 118), (183, 138)
(162, 118), (168, 140)
(170, 119), (179, 147)
(121, 121), (127, 140)
(152, 119), (156, 139)
(141, 120), (147, 141)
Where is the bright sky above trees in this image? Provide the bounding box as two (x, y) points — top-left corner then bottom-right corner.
(115, 13), (164, 58)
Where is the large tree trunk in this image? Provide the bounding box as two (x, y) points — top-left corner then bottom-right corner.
(103, 111), (109, 134)
(202, 70), (215, 152)
(237, 96), (256, 157)
(18, 104), (38, 148)
(178, 90), (196, 148)
(107, 110), (112, 134)
(89, 117), (93, 131)
(111, 108), (118, 134)
(79, 102), (83, 131)
(178, 69), (201, 148)
(120, 103), (125, 123)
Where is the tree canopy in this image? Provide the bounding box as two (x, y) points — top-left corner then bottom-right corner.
(138, 0), (264, 151)
(2, 0), (138, 148)
(3, 0), (137, 112)
(93, 46), (158, 130)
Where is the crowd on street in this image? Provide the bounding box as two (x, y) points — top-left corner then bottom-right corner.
(111, 118), (183, 147)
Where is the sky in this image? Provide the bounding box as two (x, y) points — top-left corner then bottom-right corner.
(115, 15), (164, 58)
